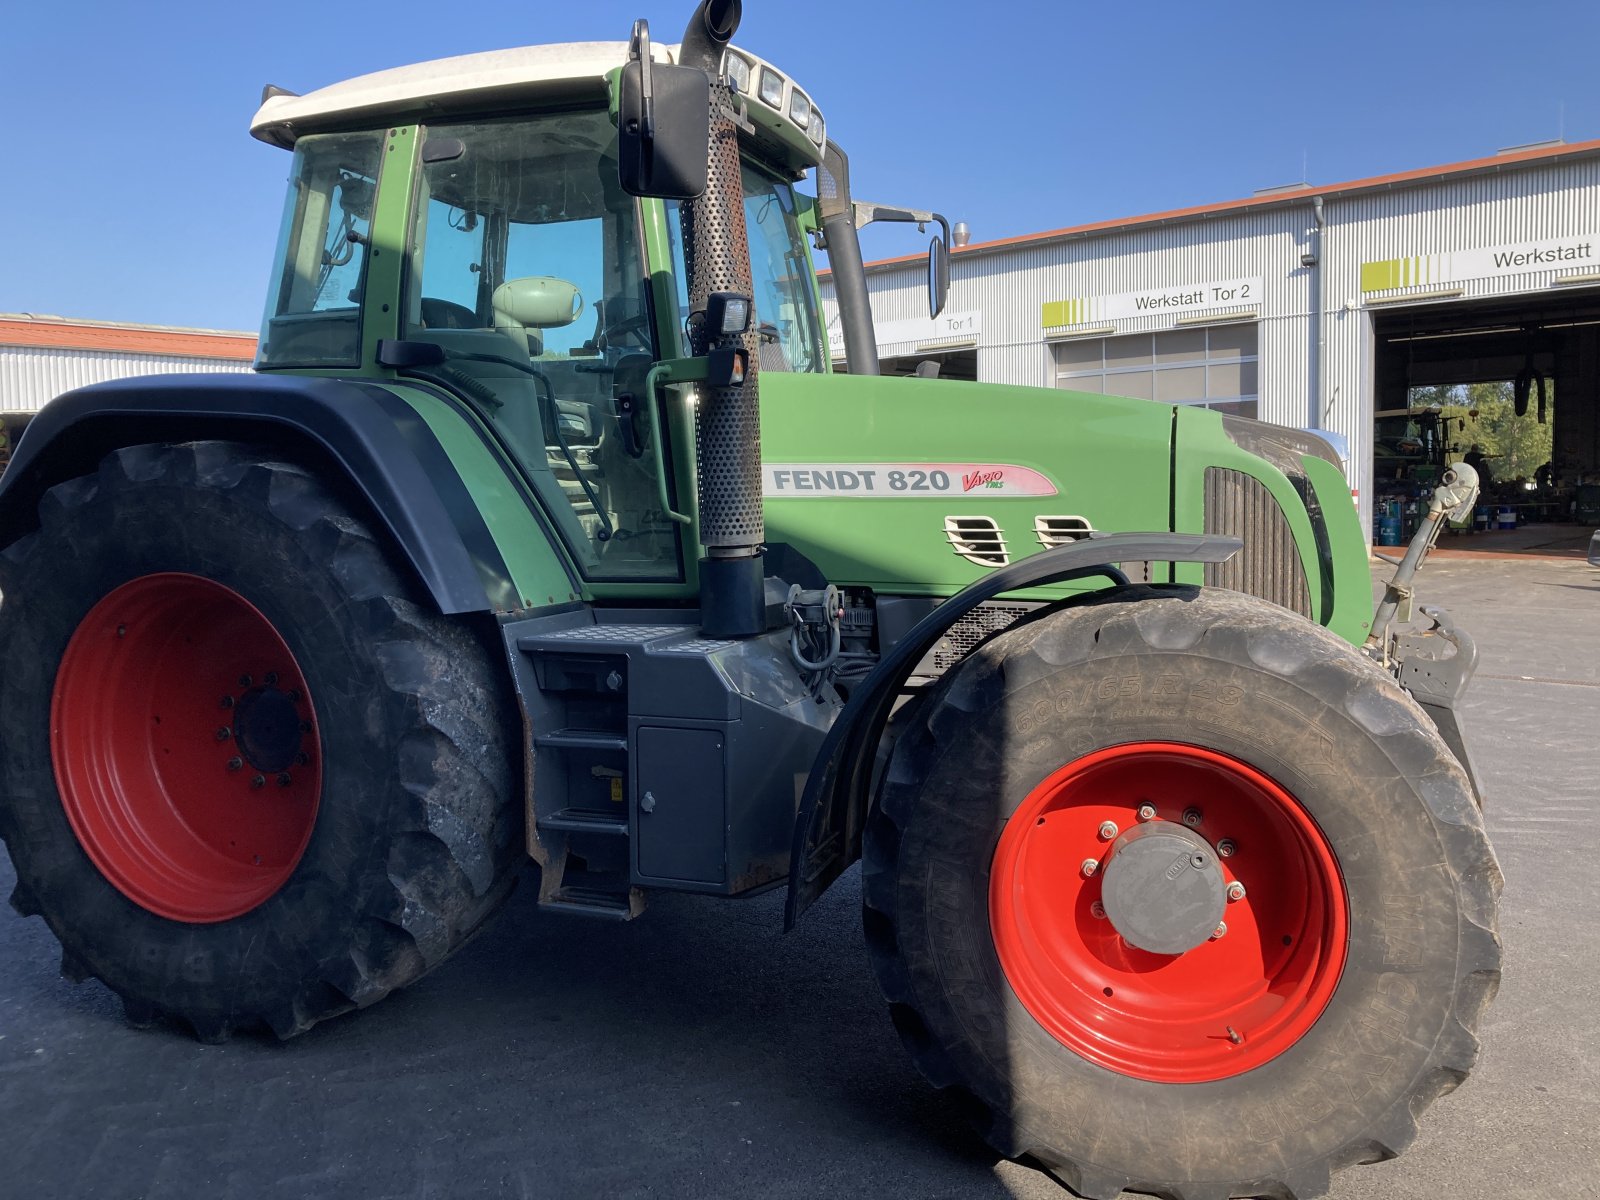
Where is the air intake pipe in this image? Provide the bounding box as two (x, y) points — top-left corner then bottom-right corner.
(677, 0), (766, 637)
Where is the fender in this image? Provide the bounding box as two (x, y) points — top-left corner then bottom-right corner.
(783, 532), (1243, 927)
(0, 373), (541, 614)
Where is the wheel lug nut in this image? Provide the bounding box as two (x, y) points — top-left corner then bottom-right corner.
(1090, 900), (1107, 919)
(1097, 821), (1118, 840)
(1182, 807), (1203, 828)
(1080, 858), (1099, 878)
(296, 752), (310, 766)
(1211, 921), (1227, 940)
(299, 721), (312, 733)
(276, 773), (292, 788)
(238, 674), (252, 688)
(1216, 839), (1237, 858)
(251, 775), (266, 789)
(288, 689), (302, 703)
(116, 624), (127, 638)
(226, 757), (243, 772)
(220, 696), (234, 710)
(1136, 804), (1156, 822)
(264, 672), (278, 686)
(1227, 881), (1246, 901)
(215, 727), (232, 741)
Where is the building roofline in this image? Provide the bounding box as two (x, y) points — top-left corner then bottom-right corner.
(840, 136), (1600, 276)
(0, 315), (257, 360)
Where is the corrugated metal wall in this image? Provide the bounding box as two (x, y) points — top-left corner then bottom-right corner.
(1, 346), (251, 414)
(824, 151), (1600, 536)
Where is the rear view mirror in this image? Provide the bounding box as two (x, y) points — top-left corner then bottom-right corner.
(618, 20), (710, 199)
(927, 234), (950, 319)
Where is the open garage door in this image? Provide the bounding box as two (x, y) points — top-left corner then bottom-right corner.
(1371, 288), (1600, 552)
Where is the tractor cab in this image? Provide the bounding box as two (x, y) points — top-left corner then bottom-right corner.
(251, 39), (834, 588)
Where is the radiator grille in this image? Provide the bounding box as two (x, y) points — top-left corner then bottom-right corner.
(1203, 468), (1312, 617)
(929, 603), (1035, 673)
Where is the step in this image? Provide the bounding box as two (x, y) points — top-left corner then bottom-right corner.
(538, 886), (641, 921)
(534, 728), (628, 752)
(537, 808), (630, 837)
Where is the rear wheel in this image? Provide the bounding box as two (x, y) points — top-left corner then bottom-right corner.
(863, 586), (1500, 1200)
(0, 442), (522, 1040)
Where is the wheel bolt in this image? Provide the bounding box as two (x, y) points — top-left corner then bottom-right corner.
(1136, 804), (1156, 822)
(1227, 881), (1246, 901)
(1097, 820), (1118, 840)
(1211, 921), (1227, 939)
(1216, 839), (1237, 858)
(1182, 807), (1203, 828)
(299, 721), (312, 733)
(250, 775), (265, 789)
(1090, 900), (1107, 919)
(296, 752), (310, 766)
(276, 773), (292, 788)
(220, 696), (234, 710)
(1081, 858), (1099, 878)
(116, 624), (127, 638)
(288, 690), (301, 703)
(215, 727), (232, 741)
(238, 674), (252, 688)
(264, 672), (278, 686)
(226, 757), (243, 772)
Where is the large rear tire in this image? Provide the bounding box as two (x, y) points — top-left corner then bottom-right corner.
(0, 442), (522, 1040)
(863, 585), (1500, 1200)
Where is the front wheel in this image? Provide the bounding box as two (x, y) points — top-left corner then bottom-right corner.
(863, 586), (1500, 1200)
(0, 442), (522, 1041)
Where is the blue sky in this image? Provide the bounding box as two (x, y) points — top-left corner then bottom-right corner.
(2, 0), (1595, 332)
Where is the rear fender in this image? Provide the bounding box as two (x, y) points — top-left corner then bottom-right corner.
(0, 373), (537, 614)
(783, 532), (1242, 926)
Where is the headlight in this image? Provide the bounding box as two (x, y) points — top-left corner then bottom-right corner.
(789, 89), (811, 129)
(722, 51), (753, 96)
(807, 107), (825, 146)
(758, 68), (785, 108)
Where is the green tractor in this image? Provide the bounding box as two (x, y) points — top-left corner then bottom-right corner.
(0, 4), (1498, 1196)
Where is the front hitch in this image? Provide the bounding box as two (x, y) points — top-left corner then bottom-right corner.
(1365, 463), (1484, 799)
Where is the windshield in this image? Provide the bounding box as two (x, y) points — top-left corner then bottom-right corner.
(406, 110), (681, 582)
(668, 163), (824, 373)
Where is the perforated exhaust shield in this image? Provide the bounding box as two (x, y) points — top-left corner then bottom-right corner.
(681, 80), (762, 553)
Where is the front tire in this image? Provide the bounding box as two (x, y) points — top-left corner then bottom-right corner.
(0, 442), (522, 1040)
(863, 586), (1500, 1199)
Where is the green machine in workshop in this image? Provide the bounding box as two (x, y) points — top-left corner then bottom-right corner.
(0, 4), (1498, 1197)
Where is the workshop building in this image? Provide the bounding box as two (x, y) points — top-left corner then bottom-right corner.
(824, 137), (1600, 540)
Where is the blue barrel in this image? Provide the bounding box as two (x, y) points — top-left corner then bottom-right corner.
(1496, 506), (1516, 530)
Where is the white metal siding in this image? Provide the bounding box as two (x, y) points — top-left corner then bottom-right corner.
(1, 346), (251, 414)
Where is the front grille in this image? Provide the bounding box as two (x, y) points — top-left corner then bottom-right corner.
(1203, 468), (1312, 617)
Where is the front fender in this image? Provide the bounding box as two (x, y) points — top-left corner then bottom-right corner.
(783, 531), (1242, 926)
(0, 373), (536, 614)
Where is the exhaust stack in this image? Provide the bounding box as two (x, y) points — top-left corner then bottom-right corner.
(678, 0), (766, 637)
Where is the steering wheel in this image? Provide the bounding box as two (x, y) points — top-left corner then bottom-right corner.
(420, 297), (479, 329)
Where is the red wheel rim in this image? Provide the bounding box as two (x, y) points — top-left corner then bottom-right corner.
(51, 573), (323, 923)
(990, 742), (1347, 1082)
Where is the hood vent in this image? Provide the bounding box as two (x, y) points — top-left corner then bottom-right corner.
(944, 516), (1009, 567)
(1035, 514), (1094, 548)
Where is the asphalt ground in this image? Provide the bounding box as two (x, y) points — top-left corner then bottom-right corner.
(1, 554), (1597, 1200)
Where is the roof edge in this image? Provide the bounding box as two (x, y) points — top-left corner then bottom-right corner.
(0, 316), (258, 360)
(840, 136), (1600, 276)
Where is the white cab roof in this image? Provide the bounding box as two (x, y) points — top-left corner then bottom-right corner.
(251, 41), (680, 147)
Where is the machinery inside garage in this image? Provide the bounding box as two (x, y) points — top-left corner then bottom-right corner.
(1371, 289), (1600, 546)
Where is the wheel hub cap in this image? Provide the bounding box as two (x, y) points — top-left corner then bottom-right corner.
(1101, 822), (1226, 955)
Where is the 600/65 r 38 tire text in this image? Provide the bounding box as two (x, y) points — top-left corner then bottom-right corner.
(0, 442), (522, 1041)
(863, 585), (1501, 1200)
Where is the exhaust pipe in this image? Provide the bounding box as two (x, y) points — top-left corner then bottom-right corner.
(678, 0), (766, 637)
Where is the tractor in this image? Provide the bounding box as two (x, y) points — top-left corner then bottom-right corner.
(0, 4), (1499, 1197)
